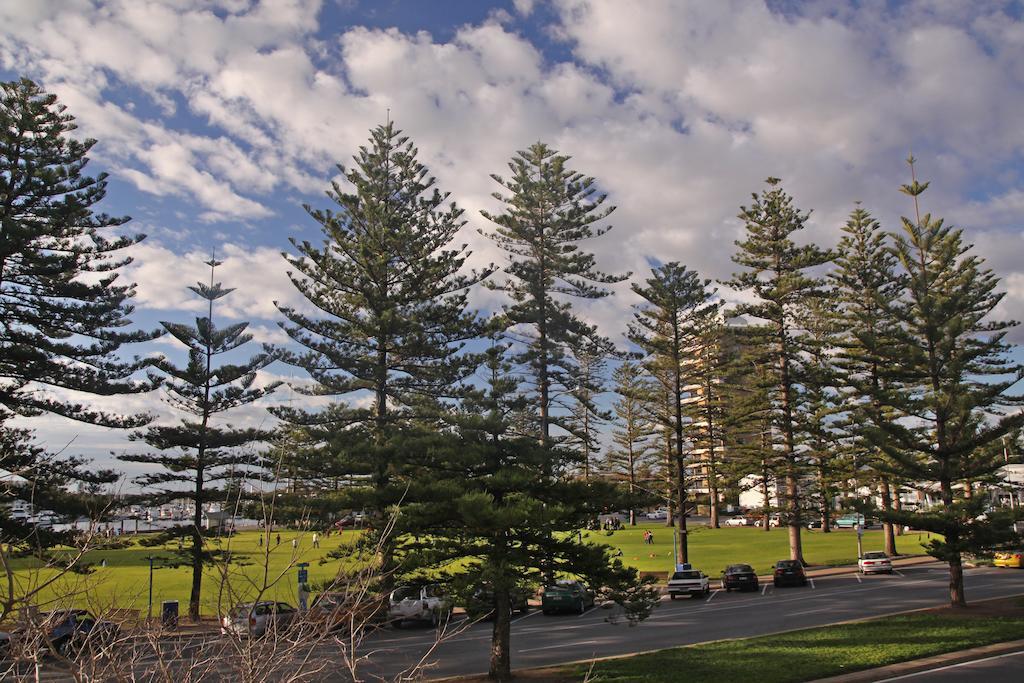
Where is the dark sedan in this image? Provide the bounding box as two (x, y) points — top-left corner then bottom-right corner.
(40, 610), (119, 657)
(721, 564), (759, 592)
(773, 559), (808, 587)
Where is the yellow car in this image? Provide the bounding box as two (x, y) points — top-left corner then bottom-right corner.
(993, 551), (1023, 568)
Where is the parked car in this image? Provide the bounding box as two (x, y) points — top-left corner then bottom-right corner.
(388, 584), (452, 627)
(721, 564), (759, 592)
(724, 516), (749, 527)
(858, 551), (893, 574)
(667, 569), (710, 599)
(541, 580), (595, 615)
(645, 508), (669, 520)
(465, 585), (532, 620)
(806, 519), (827, 530)
(836, 514), (880, 529)
(993, 550), (1024, 568)
(772, 560), (808, 587)
(40, 610), (120, 657)
(222, 601), (297, 637)
(0, 631), (10, 659)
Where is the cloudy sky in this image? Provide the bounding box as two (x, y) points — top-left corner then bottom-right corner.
(3, 0), (1024, 481)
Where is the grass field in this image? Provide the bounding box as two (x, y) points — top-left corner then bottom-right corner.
(6, 528), (363, 618)
(587, 523), (934, 575)
(5, 524), (934, 616)
(570, 612), (1024, 682)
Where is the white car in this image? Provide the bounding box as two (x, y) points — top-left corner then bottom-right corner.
(222, 601), (297, 637)
(645, 508), (669, 520)
(725, 516), (749, 527)
(388, 585), (452, 627)
(666, 569), (710, 599)
(859, 551), (893, 574)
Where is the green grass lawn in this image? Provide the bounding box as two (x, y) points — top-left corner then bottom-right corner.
(5, 524), (934, 616)
(5, 529), (364, 617)
(589, 523), (935, 575)
(570, 613), (1024, 683)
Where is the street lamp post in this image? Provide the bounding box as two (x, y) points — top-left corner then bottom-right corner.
(855, 523), (863, 561)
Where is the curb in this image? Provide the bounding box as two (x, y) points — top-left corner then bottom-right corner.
(808, 638), (1024, 682)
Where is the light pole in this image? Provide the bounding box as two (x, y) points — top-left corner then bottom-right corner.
(147, 555), (155, 620)
(855, 523), (863, 561)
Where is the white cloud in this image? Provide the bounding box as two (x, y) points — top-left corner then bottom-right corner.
(3, 0), (1024, 463)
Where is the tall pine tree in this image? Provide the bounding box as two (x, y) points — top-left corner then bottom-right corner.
(480, 142), (627, 450)
(628, 262), (717, 563)
(121, 256), (280, 621)
(724, 178), (833, 563)
(866, 159), (1024, 606)
(277, 121), (489, 576)
(830, 204), (906, 553)
(1, 78), (156, 581)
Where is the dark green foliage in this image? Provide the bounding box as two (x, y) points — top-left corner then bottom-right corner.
(402, 342), (656, 681)
(121, 258), (280, 620)
(864, 159), (1024, 605)
(481, 142), (627, 447)
(277, 121), (489, 435)
(723, 178), (833, 562)
(0, 78), (156, 427)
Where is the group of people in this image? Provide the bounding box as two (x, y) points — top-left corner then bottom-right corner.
(642, 530), (655, 545)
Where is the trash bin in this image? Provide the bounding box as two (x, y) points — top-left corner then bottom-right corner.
(161, 600), (179, 629)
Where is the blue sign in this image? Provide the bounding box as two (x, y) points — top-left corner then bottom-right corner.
(298, 569), (308, 583)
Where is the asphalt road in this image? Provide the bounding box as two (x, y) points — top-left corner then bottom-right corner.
(873, 649), (1024, 682)
(354, 563), (1024, 680)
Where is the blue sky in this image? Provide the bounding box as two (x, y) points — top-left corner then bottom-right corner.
(2, 0), (1024, 482)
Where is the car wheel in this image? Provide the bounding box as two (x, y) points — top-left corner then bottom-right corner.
(542, 609), (551, 616)
(576, 599), (585, 615)
(704, 586), (710, 595)
(774, 579), (780, 587)
(390, 620), (403, 629)
(670, 594), (676, 600)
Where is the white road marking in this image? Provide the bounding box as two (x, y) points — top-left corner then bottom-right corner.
(706, 589), (719, 603)
(761, 584), (769, 596)
(855, 572), (862, 583)
(788, 607), (834, 617)
(517, 639), (598, 654)
(809, 578), (815, 590)
(894, 569), (905, 577)
(512, 609), (542, 624)
(872, 649), (1024, 682)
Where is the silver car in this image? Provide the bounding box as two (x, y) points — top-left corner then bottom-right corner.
(222, 601), (297, 637)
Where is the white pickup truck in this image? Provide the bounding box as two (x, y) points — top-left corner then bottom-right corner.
(666, 568), (710, 599)
(388, 585), (452, 627)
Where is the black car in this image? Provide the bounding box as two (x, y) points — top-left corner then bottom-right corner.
(721, 564), (759, 592)
(773, 559), (808, 587)
(465, 585), (532, 620)
(41, 610), (119, 657)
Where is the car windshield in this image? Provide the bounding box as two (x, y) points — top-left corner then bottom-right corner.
(776, 560), (800, 568)
(728, 565), (753, 573)
(863, 552), (888, 560)
(671, 571), (701, 580)
(391, 587), (421, 601)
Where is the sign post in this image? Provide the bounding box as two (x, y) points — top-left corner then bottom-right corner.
(297, 562), (310, 611)
(855, 523), (864, 561)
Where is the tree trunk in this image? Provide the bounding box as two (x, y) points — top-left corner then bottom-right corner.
(489, 589), (512, 680)
(190, 466), (204, 622)
(894, 490), (904, 536)
(881, 478), (897, 556)
(760, 468), (772, 532)
(948, 553), (966, 607)
(676, 455), (688, 563)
